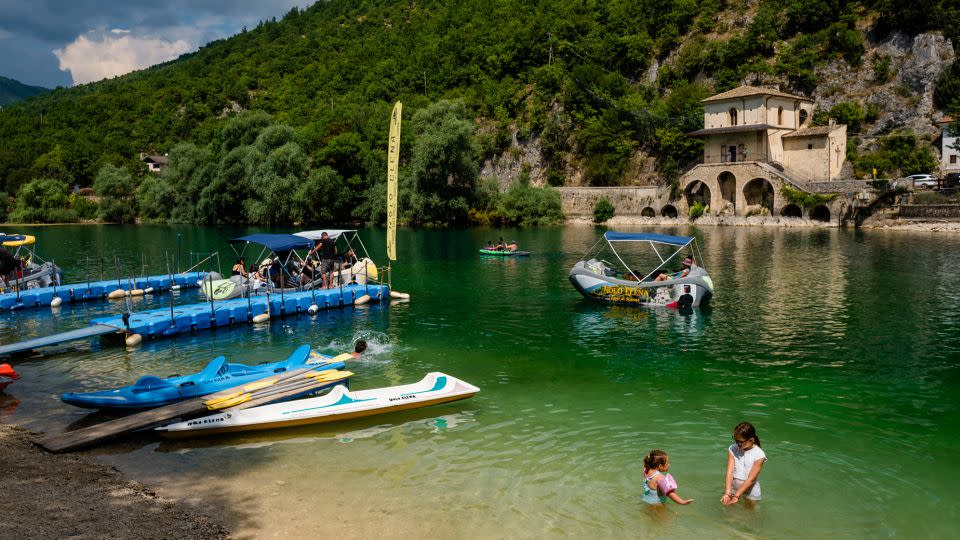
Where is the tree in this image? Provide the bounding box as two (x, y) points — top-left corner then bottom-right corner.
(136, 176), (176, 222)
(8, 178), (77, 223)
(93, 164), (138, 223)
(407, 100), (480, 225)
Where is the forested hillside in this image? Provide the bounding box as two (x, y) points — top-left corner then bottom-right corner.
(0, 0), (957, 225)
(0, 76), (49, 107)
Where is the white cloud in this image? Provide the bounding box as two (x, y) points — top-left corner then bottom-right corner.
(110, 28), (131, 34)
(54, 31), (192, 85)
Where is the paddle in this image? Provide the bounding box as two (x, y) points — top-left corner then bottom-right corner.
(205, 370), (352, 410)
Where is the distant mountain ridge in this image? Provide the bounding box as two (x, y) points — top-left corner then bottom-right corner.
(0, 76), (49, 106)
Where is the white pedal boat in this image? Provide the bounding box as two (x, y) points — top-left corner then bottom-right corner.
(156, 372), (479, 436)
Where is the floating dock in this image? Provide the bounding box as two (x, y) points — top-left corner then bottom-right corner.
(0, 272), (205, 312)
(0, 283), (388, 357)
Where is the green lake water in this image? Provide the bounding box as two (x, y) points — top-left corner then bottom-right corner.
(2, 224), (959, 538)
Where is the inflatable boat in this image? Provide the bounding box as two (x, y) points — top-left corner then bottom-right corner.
(569, 232), (714, 308)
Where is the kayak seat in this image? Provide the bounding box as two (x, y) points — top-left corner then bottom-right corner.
(195, 356), (229, 383)
(132, 375), (175, 393)
(278, 344), (312, 371)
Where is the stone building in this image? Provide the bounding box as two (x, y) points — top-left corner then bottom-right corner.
(680, 86), (847, 219)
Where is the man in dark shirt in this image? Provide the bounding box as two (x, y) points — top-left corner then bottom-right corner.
(308, 232), (337, 289)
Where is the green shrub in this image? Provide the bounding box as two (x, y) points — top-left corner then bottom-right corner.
(854, 130), (937, 178)
(593, 197), (615, 223)
(478, 172), (565, 226)
(873, 54), (892, 83)
(69, 194), (98, 220)
(781, 185), (838, 208)
(829, 102), (866, 133)
(8, 178), (75, 223)
(688, 201), (706, 219)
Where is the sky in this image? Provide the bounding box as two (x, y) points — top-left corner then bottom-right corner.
(0, 0), (313, 88)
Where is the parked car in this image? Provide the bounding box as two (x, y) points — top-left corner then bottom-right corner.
(908, 174), (939, 189)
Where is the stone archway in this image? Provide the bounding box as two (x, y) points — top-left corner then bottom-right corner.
(780, 204), (802, 218)
(684, 180), (712, 211)
(641, 207), (656, 218)
(743, 178), (774, 215)
(661, 205), (678, 218)
(717, 171), (736, 213)
(810, 205), (831, 222)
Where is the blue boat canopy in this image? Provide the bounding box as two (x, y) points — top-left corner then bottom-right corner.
(604, 232), (694, 246)
(0, 234), (26, 243)
(229, 234), (314, 253)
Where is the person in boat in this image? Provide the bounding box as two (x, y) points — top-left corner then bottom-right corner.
(495, 238), (507, 251)
(341, 248), (358, 269)
(231, 257), (248, 277)
(0, 247), (21, 287)
(351, 340), (367, 359)
(483, 240), (496, 250)
(507, 240), (519, 252)
(300, 259), (317, 286)
(654, 255), (696, 281)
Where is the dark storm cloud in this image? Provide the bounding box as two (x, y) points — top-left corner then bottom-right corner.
(0, 0), (310, 87)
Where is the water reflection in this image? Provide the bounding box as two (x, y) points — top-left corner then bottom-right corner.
(157, 411), (477, 453)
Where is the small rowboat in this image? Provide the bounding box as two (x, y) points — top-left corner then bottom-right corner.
(0, 363), (20, 391)
(60, 345), (346, 410)
(156, 372), (479, 436)
(479, 249), (530, 256)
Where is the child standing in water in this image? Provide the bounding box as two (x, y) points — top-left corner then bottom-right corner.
(722, 422), (767, 505)
(642, 450), (695, 506)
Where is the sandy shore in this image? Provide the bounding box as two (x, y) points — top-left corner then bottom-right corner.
(1, 422), (229, 539)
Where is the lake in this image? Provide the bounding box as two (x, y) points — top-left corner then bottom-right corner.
(2, 224), (958, 538)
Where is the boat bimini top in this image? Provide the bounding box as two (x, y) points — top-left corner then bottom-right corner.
(568, 231), (714, 307)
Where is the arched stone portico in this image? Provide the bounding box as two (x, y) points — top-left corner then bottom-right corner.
(679, 162), (793, 217)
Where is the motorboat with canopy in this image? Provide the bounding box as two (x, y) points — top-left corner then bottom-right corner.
(0, 233), (62, 292)
(568, 232), (714, 308)
(201, 231), (378, 301)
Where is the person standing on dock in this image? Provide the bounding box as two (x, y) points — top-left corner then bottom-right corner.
(310, 231), (337, 289)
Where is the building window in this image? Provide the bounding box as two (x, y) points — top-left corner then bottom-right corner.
(777, 107), (783, 126)
(799, 109), (808, 126)
(728, 108), (738, 126)
(807, 143), (814, 150)
(951, 155), (957, 164)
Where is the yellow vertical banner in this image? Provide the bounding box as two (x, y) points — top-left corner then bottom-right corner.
(386, 101), (402, 261)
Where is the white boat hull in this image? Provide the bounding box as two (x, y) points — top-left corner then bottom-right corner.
(156, 372), (479, 436)
(569, 261), (713, 307)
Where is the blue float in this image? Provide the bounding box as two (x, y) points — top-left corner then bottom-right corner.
(0, 272), (205, 312)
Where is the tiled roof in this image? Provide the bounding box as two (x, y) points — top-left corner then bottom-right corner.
(703, 85), (811, 103)
(781, 126), (837, 138)
(688, 124), (775, 136)
(142, 155), (168, 164)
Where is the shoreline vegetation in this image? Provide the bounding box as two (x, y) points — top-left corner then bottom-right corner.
(0, 421), (229, 539)
(3, 216), (959, 232)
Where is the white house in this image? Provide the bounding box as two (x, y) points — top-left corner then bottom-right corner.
(936, 117), (959, 176)
(140, 153), (168, 173)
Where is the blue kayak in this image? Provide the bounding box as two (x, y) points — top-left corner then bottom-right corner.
(61, 344), (346, 410)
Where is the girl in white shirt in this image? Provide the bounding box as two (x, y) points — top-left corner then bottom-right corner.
(722, 422), (767, 505)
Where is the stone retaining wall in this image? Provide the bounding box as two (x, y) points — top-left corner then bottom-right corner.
(558, 186), (663, 217)
(898, 204), (960, 219)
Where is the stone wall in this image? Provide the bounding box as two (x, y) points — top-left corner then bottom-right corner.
(898, 204), (960, 219)
(558, 186), (663, 217)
